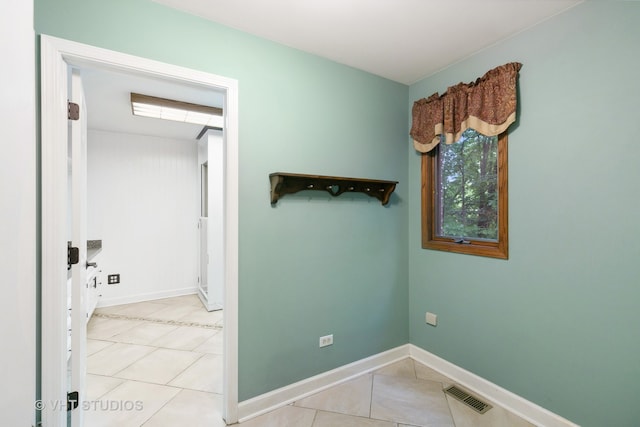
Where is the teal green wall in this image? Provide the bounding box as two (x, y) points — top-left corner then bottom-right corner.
(408, 2), (640, 426)
(35, 0), (409, 401)
(36, 0), (639, 424)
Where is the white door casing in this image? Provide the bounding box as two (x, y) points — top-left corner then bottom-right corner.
(40, 35), (240, 426)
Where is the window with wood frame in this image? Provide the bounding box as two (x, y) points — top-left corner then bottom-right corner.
(410, 62), (521, 259)
(422, 129), (508, 259)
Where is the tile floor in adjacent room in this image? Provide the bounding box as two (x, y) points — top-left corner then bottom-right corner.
(86, 294), (535, 427)
(85, 294), (225, 427)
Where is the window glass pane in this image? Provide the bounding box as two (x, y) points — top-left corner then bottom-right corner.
(436, 128), (498, 241)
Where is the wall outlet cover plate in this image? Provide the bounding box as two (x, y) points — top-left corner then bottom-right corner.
(426, 312), (437, 326)
(319, 334), (333, 347)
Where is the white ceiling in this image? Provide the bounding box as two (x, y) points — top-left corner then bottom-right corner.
(154, 0), (582, 85)
(82, 67), (224, 140)
(84, 1), (582, 139)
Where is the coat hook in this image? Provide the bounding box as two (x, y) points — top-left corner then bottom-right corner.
(269, 173), (397, 206)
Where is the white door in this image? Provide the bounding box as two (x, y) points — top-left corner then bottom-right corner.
(68, 67), (88, 426)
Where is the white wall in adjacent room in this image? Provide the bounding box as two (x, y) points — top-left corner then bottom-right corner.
(87, 129), (199, 305)
(0, 1), (35, 425)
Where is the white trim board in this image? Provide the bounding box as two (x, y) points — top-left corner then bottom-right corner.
(237, 344), (579, 427)
(39, 34), (239, 426)
(409, 345), (579, 427)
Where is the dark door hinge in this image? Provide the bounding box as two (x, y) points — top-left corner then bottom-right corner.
(68, 101), (79, 120)
(68, 242), (79, 270)
(67, 391), (79, 411)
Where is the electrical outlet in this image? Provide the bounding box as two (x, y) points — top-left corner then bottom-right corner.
(426, 312), (437, 326)
(319, 334), (333, 348)
(107, 274), (120, 285)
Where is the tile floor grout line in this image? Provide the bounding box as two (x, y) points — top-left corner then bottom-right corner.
(86, 378), (130, 403)
(85, 373), (124, 401)
(138, 381), (184, 427)
(103, 340), (211, 387)
(108, 346), (161, 379)
(117, 378), (181, 427)
(309, 408), (319, 427)
(87, 317), (146, 341)
(444, 393), (459, 427)
(163, 351), (207, 386)
(368, 372), (375, 419)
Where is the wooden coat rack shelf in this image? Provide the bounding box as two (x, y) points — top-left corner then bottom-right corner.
(269, 172), (398, 206)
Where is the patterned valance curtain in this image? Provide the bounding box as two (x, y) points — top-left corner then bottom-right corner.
(410, 62), (522, 153)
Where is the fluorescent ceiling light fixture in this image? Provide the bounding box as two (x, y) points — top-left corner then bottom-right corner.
(131, 93), (224, 127)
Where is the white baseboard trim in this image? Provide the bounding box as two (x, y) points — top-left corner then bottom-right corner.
(236, 343), (578, 427)
(409, 345), (579, 427)
(96, 287), (198, 308)
(237, 344), (410, 423)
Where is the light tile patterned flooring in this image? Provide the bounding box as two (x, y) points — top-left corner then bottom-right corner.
(87, 294), (535, 426)
(242, 360), (535, 427)
(86, 294), (225, 427)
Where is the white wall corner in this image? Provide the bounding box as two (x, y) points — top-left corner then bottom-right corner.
(408, 344), (580, 427)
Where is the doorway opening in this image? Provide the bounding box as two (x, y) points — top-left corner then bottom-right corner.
(40, 35), (239, 426)
(83, 67), (225, 424)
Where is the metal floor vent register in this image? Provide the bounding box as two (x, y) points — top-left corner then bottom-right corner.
(444, 385), (492, 414)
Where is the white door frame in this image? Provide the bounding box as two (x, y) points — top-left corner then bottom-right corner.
(68, 68), (88, 426)
(40, 34), (239, 426)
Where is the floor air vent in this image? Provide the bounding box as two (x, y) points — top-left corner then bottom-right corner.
(444, 385), (492, 414)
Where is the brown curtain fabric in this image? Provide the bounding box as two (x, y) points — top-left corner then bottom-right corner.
(410, 62), (522, 153)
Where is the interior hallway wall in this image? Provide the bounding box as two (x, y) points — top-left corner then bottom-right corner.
(35, 0), (409, 401)
(87, 129), (199, 305)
